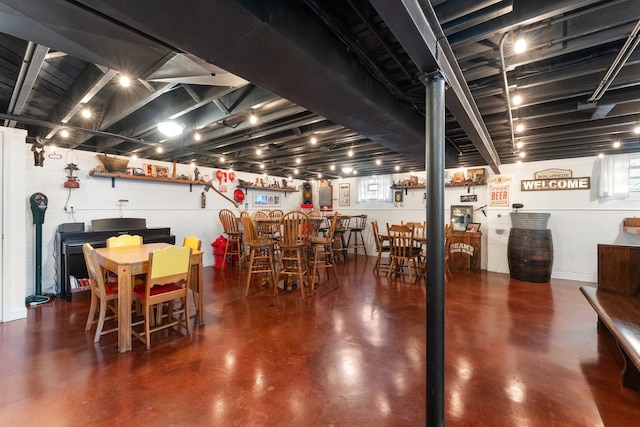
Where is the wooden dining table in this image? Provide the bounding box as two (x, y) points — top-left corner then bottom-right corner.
(94, 242), (204, 353)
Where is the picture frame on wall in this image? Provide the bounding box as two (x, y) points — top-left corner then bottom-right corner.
(466, 222), (481, 232)
(339, 183), (350, 206)
(253, 193), (281, 207)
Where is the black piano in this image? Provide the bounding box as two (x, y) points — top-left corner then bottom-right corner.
(56, 218), (175, 301)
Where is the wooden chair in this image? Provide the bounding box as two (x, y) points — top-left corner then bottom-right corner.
(106, 234), (143, 248)
(82, 243), (119, 343)
(132, 246), (192, 350)
(308, 209), (322, 218)
(105, 233), (146, 288)
(269, 209), (284, 219)
(333, 215), (351, 263)
(240, 212), (278, 296)
(309, 212), (339, 291)
(386, 224), (422, 283)
(346, 214), (368, 257)
(277, 210), (311, 297)
(371, 221), (390, 276)
(219, 209), (245, 269)
(183, 236), (202, 318)
(403, 221), (427, 269)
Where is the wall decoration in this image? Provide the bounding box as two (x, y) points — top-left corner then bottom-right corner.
(521, 169), (590, 191)
(253, 193), (281, 207)
(339, 183), (350, 206)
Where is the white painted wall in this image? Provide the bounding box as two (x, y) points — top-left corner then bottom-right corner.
(16, 143), (640, 315)
(24, 147), (304, 298)
(326, 157), (640, 283)
(1, 127), (27, 322)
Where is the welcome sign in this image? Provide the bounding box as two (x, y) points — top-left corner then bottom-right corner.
(521, 168), (591, 191)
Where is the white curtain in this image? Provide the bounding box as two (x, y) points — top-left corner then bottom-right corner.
(355, 175), (393, 203)
(596, 153), (629, 199)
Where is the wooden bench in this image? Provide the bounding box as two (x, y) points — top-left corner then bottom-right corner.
(580, 244), (640, 388)
(580, 286), (640, 388)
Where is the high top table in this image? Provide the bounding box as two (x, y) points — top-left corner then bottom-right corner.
(94, 243), (204, 352)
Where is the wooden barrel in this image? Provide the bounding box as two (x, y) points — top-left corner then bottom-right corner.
(508, 228), (553, 283)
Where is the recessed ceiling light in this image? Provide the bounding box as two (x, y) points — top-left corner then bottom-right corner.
(634, 126), (640, 134)
(81, 108), (91, 119)
(60, 129), (69, 138)
(519, 152), (526, 158)
(131, 154), (137, 159)
(296, 158), (301, 164)
(317, 173), (322, 178)
(256, 148), (262, 155)
(156, 147), (163, 153)
(516, 141), (524, 149)
(613, 141), (621, 148)
(330, 164), (335, 171)
(157, 120), (184, 137)
(294, 168), (299, 175)
(220, 156), (226, 163)
(375, 159), (382, 165)
(193, 132), (201, 141)
(342, 166), (353, 174)
(310, 136), (317, 145)
(514, 37), (527, 54)
(598, 153), (604, 158)
(249, 113), (258, 125)
(190, 162), (195, 167)
(119, 75), (131, 87)
(260, 163), (265, 169)
(394, 165), (400, 171)
(347, 149), (354, 157)
(515, 123), (525, 133)
(512, 94), (523, 106)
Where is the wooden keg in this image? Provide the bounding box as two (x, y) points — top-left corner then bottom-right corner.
(508, 228), (553, 283)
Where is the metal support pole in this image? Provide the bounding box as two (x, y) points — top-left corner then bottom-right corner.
(424, 71), (445, 426)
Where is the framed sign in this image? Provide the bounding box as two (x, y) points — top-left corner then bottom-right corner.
(253, 193), (281, 207)
(339, 183), (350, 206)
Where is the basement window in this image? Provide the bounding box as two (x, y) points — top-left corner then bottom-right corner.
(630, 156), (640, 192)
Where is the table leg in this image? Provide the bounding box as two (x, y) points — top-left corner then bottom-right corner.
(197, 254), (204, 325)
(117, 264), (132, 353)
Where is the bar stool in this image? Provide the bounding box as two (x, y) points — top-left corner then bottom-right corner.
(309, 212), (339, 291)
(276, 211), (311, 298)
(332, 215), (351, 263)
(219, 209), (245, 269)
(347, 214), (368, 257)
(240, 212), (278, 296)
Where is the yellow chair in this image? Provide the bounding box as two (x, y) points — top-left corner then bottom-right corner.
(82, 243), (119, 343)
(183, 236), (202, 319)
(106, 234), (143, 248)
(132, 246), (192, 350)
(240, 212), (278, 296)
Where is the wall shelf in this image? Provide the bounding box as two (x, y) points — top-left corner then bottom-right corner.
(89, 171), (203, 191)
(237, 184), (299, 197)
(391, 185), (425, 195)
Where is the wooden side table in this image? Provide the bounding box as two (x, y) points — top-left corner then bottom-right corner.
(447, 231), (482, 273)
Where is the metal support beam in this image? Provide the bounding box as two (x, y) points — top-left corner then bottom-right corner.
(4, 42), (48, 128)
(424, 72), (445, 427)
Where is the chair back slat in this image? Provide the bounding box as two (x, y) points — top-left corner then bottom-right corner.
(183, 236), (202, 251)
(387, 224), (415, 259)
(279, 211), (310, 246)
(106, 234), (142, 248)
(240, 211), (261, 243)
(219, 209), (240, 233)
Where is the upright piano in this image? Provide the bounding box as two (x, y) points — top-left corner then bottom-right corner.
(56, 218), (175, 301)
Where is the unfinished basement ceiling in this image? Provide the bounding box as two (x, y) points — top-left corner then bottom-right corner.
(1, 0), (640, 179)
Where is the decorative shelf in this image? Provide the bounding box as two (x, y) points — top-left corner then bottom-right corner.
(237, 184), (299, 197)
(89, 171), (203, 191)
(623, 218), (640, 235)
(391, 185), (425, 195)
